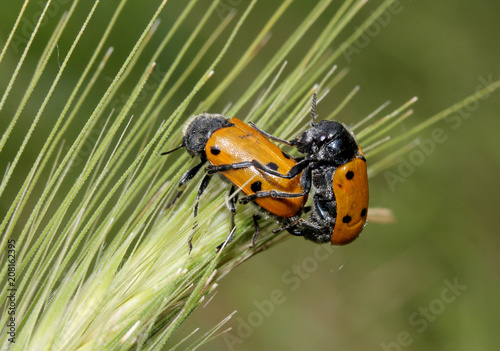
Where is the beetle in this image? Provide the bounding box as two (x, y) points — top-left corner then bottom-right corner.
(246, 94), (369, 245)
(162, 113), (308, 248)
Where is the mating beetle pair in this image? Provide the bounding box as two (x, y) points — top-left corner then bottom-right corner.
(163, 95), (368, 247)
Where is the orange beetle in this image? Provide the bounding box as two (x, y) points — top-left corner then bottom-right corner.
(205, 117), (306, 218)
(247, 94), (369, 245)
(162, 113), (308, 248)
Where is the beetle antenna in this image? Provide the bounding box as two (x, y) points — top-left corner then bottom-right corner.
(161, 144), (184, 155)
(310, 93), (317, 126)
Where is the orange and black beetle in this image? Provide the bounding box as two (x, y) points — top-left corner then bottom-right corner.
(163, 114), (308, 248)
(248, 94), (368, 245)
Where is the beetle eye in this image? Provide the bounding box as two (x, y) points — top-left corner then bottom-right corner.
(326, 138), (343, 155)
(319, 135), (327, 143)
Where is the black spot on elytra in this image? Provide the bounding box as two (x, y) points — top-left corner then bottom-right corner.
(342, 215), (352, 223)
(282, 151), (291, 159)
(346, 171), (354, 180)
(251, 181), (262, 193)
(210, 146), (220, 155)
(360, 208), (367, 217)
(266, 162), (278, 171)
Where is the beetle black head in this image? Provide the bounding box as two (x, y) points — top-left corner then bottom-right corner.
(292, 120), (359, 166)
(182, 113), (232, 157)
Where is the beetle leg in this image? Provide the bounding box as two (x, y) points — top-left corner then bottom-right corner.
(194, 174), (212, 216)
(251, 214), (261, 247)
(238, 164), (311, 205)
(301, 164), (312, 195)
(248, 122), (294, 145)
(206, 161), (253, 175)
(239, 190), (305, 204)
(165, 158), (207, 210)
(252, 159), (310, 179)
(273, 218), (302, 235)
(273, 218), (325, 234)
(179, 158), (207, 186)
(292, 155), (306, 162)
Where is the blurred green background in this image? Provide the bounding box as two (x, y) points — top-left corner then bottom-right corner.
(1, 0), (499, 350)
